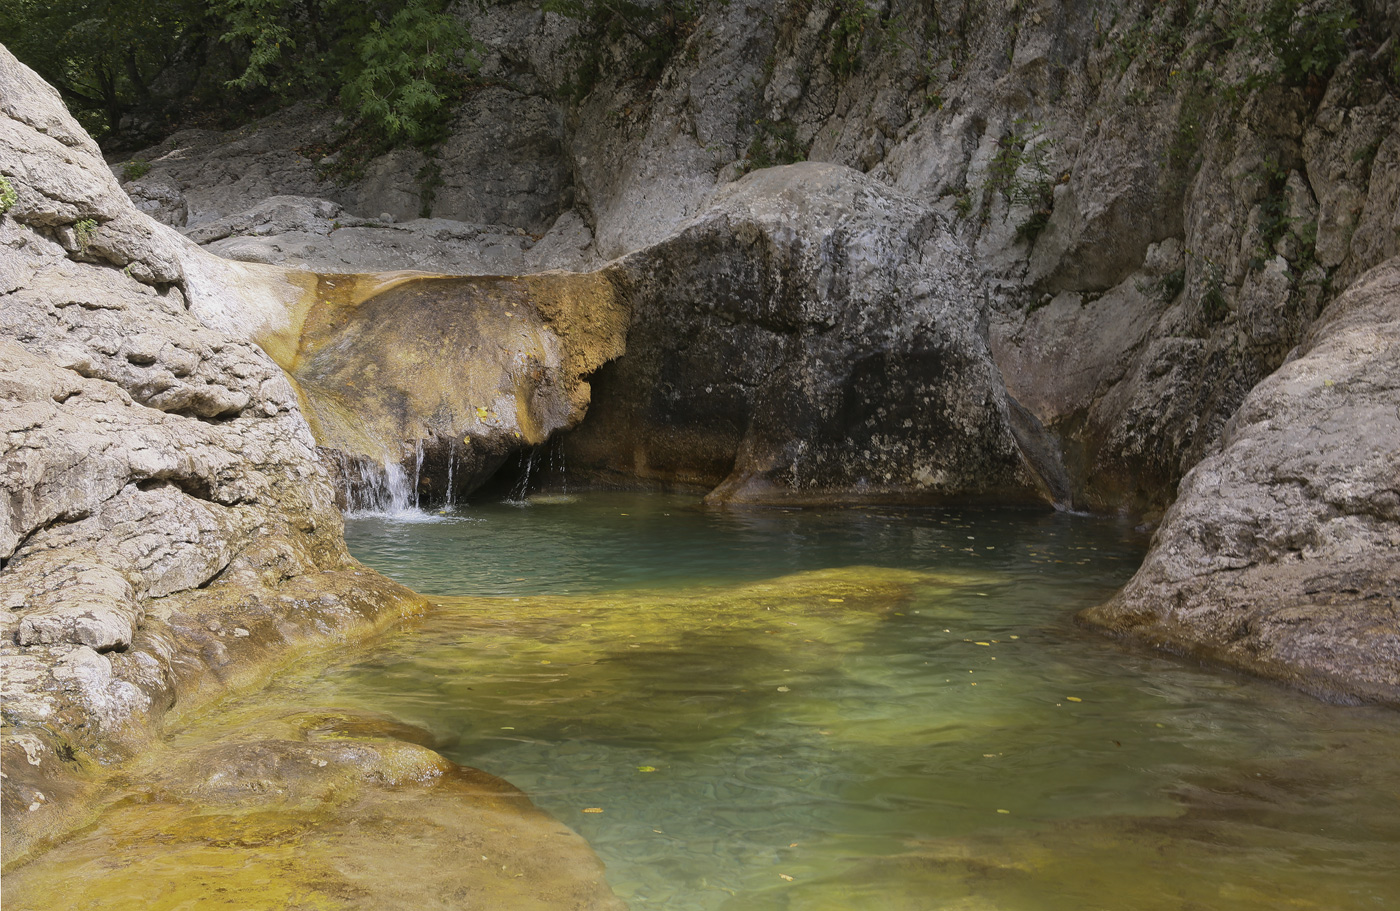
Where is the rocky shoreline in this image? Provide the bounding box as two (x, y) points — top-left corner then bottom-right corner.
(3, 0), (1399, 897)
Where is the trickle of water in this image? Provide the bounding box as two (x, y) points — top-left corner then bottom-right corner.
(412, 440), (425, 510)
(338, 448), (440, 521)
(445, 439), (457, 508)
(547, 436), (568, 494)
(507, 447), (540, 503)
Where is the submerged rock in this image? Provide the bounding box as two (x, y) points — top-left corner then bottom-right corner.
(1082, 258), (1400, 705)
(2, 715), (624, 911)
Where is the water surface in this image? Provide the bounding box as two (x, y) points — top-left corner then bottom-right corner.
(333, 492), (1400, 909)
(11, 492), (1398, 910)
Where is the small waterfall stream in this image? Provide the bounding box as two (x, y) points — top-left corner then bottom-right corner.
(337, 442), (432, 519)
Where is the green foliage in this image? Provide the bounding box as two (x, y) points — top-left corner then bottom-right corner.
(1197, 256), (1228, 323)
(416, 159), (444, 218)
(73, 218), (98, 253)
(979, 120), (1059, 242)
(953, 189), (973, 220)
(984, 121), (1055, 208)
(0, 175), (16, 214)
(1139, 267), (1186, 303)
(121, 159), (152, 182)
(340, 1), (477, 143)
(828, 0), (879, 78)
(744, 118), (804, 170)
(214, 0), (476, 144)
(2, 0), (476, 148)
(1252, 158), (1292, 263)
(1259, 0), (1357, 86)
(0, 0), (209, 138)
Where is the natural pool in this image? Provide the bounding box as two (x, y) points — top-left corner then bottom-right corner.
(9, 492), (1400, 909)
(335, 492), (1400, 909)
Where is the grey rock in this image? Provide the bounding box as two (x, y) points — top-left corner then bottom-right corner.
(569, 162), (1056, 505)
(185, 195), (343, 245)
(0, 44), (427, 865)
(122, 173), (188, 228)
(1082, 257), (1400, 705)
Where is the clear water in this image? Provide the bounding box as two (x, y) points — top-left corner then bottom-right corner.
(11, 492), (1398, 910)
(323, 492), (1400, 910)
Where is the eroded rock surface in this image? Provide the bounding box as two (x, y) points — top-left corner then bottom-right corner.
(0, 46), (433, 865)
(1082, 258), (1400, 704)
(570, 162), (1061, 505)
(270, 270), (627, 503)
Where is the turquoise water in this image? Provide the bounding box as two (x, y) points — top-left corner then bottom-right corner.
(325, 492), (1400, 910)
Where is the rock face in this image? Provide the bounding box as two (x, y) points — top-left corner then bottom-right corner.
(76, 0), (1399, 708)
(0, 46), (427, 866)
(120, 0), (1400, 520)
(573, 163), (1062, 505)
(1082, 258), (1400, 704)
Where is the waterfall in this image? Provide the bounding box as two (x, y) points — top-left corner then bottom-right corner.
(546, 435), (568, 494)
(336, 444), (437, 520)
(412, 440), (425, 510)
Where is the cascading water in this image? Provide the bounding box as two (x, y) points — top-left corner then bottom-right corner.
(334, 442), (440, 521)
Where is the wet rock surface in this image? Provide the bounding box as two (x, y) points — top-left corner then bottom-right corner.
(1082, 258), (1400, 705)
(270, 270), (627, 504)
(0, 46), (413, 866)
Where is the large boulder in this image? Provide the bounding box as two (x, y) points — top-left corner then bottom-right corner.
(1081, 258), (1400, 705)
(272, 269), (627, 506)
(568, 162), (1065, 505)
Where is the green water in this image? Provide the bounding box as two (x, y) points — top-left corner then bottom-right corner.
(14, 492), (1396, 910)
(321, 492), (1400, 910)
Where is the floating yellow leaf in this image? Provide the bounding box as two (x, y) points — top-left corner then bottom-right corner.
(637, 766), (657, 773)
(975, 641), (991, 646)
(996, 809), (1010, 814)
(778, 873), (794, 882)
(776, 686), (790, 692)
(827, 598), (845, 602)
(583, 807), (604, 814)
(1065, 696), (1083, 703)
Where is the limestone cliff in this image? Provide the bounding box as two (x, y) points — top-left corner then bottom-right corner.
(125, 0), (1399, 516)
(0, 46), (433, 864)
